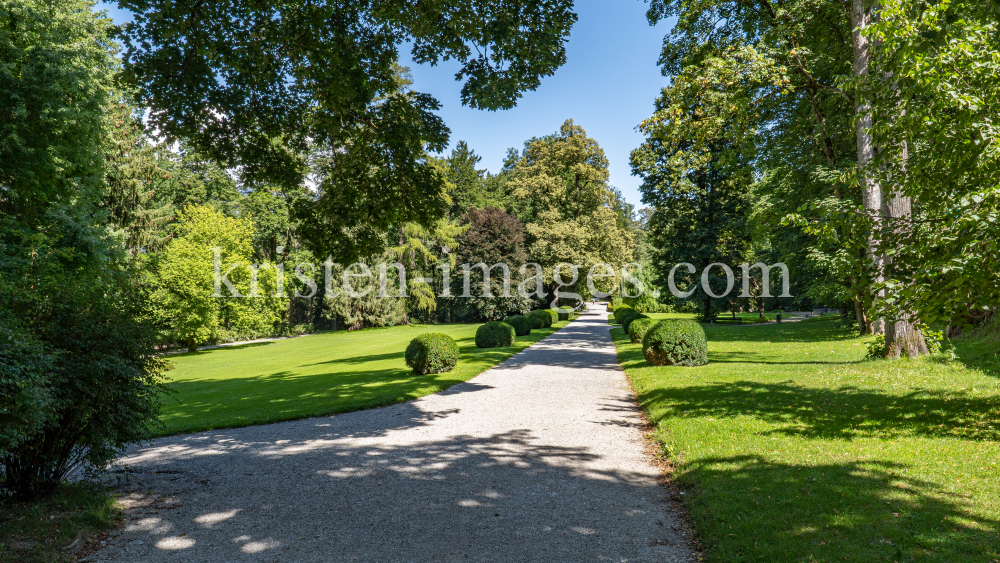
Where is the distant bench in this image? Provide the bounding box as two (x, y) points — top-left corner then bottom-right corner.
(711, 317), (744, 326)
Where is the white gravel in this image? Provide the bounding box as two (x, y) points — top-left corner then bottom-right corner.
(88, 304), (697, 562)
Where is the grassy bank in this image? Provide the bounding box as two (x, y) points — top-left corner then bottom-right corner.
(0, 483), (119, 563)
(158, 320), (570, 435)
(613, 316), (1000, 562)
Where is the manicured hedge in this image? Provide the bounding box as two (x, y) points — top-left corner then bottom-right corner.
(405, 333), (459, 374)
(503, 315), (532, 336)
(612, 306), (634, 324)
(628, 317), (659, 344)
(542, 309), (560, 324)
(476, 321), (516, 348)
(528, 310), (553, 329)
(642, 319), (708, 366)
(621, 311), (647, 333)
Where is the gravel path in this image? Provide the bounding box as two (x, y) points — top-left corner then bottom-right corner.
(89, 305), (697, 562)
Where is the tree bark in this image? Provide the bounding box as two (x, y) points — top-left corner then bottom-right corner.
(882, 158), (929, 357)
(851, 0), (884, 335)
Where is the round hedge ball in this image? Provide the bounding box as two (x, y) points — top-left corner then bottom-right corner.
(543, 309), (561, 324)
(642, 319), (708, 366)
(476, 321), (516, 348)
(503, 315), (532, 336)
(628, 317), (659, 344)
(613, 306), (634, 324)
(616, 308), (640, 328)
(621, 311), (648, 333)
(405, 333), (459, 374)
(527, 310), (552, 329)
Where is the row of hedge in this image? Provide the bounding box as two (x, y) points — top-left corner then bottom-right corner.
(404, 309), (569, 374)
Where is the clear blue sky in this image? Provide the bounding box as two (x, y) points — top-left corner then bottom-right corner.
(97, 1), (675, 208)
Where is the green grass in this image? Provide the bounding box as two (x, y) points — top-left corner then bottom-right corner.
(0, 483), (119, 563)
(158, 320), (570, 435)
(612, 315), (1000, 562)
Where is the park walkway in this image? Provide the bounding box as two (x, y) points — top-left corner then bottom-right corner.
(89, 305), (697, 562)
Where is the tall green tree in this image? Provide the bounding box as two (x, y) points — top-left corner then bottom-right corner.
(1, 0), (165, 499)
(118, 0), (579, 262)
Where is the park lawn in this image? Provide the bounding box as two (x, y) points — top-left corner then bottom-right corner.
(612, 316), (1000, 563)
(158, 320), (570, 436)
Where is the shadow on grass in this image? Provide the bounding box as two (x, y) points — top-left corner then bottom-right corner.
(680, 455), (999, 562)
(709, 350), (865, 365)
(637, 380), (1000, 441)
(703, 316), (859, 344)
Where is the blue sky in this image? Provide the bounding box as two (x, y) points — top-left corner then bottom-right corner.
(97, 1), (675, 208)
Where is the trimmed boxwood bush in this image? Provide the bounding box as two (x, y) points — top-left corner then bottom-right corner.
(642, 320), (708, 366)
(621, 311), (648, 333)
(628, 317), (659, 344)
(542, 309), (560, 324)
(528, 310), (552, 329)
(476, 321), (516, 348)
(616, 308), (640, 328)
(503, 315), (532, 336)
(405, 333), (459, 374)
(612, 305), (634, 324)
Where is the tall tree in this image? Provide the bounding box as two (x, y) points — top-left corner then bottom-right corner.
(118, 0), (578, 262)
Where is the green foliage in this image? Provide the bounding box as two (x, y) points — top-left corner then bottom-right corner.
(542, 309), (560, 325)
(405, 333), (459, 375)
(613, 305), (634, 324)
(503, 315), (532, 336)
(527, 310), (553, 329)
(628, 317), (660, 344)
(865, 334), (888, 361)
(150, 205), (286, 351)
(0, 318), (52, 460)
(621, 311), (648, 333)
(475, 321), (516, 348)
(119, 0), (578, 262)
(0, 0), (165, 500)
(642, 320), (708, 367)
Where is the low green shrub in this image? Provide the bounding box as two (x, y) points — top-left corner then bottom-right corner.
(543, 309), (560, 324)
(613, 305), (634, 324)
(528, 310), (553, 329)
(405, 333), (459, 374)
(628, 317), (659, 344)
(476, 321), (516, 348)
(642, 320), (708, 366)
(621, 311), (648, 333)
(503, 315), (532, 336)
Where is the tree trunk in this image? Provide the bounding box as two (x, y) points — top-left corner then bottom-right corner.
(852, 0), (884, 335)
(187, 337), (197, 353)
(882, 189), (929, 357)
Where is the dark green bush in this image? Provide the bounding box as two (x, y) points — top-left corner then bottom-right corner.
(613, 305), (634, 324)
(528, 310), (552, 329)
(642, 320), (708, 366)
(550, 308), (570, 321)
(405, 333), (459, 374)
(628, 317), (659, 344)
(617, 308), (640, 328)
(542, 309), (560, 324)
(476, 321), (516, 348)
(503, 315), (532, 336)
(621, 311), (648, 333)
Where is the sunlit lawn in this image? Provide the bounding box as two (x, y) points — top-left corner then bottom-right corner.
(158, 320), (570, 436)
(613, 315), (1000, 562)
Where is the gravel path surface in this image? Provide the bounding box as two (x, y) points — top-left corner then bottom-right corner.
(89, 305), (697, 562)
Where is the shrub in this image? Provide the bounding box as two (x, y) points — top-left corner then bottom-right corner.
(628, 317), (659, 344)
(476, 321), (516, 348)
(543, 309), (560, 324)
(503, 315), (532, 336)
(528, 310), (552, 329)
(613, 305), (634, 324)
(405, 333), (459, 374)
(617, 308), (641, 329)
(642, 320), (708, 366)
(621, 311), (648, 333)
